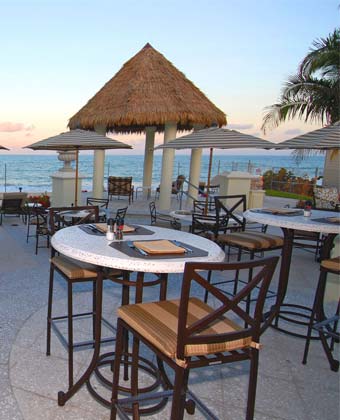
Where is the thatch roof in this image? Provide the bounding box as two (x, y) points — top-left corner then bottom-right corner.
(68, 43), (226, 134)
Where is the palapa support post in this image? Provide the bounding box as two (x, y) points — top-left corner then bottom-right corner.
(204, 147), (214, 215)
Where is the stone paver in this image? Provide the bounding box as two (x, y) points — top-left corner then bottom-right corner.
(0, 194), (338, 419)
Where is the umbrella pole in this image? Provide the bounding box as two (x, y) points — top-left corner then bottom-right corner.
(205, 148), (213, 215)
(75, 149), (79, 206)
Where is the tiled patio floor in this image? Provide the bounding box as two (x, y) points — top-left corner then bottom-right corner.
(0, 195), (339, 420)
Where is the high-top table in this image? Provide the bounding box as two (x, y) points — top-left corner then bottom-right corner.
(51, 224), (225, 409)
(244, 208), (340, 337)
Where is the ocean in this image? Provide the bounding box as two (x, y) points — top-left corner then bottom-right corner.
(0, 153), (325, 193)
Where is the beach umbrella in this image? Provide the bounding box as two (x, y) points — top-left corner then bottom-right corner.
(155, 127), (274, 212)
(0, 146), (9, 191)
(273, 122), (340, 150)
(25, 129), (132, 205)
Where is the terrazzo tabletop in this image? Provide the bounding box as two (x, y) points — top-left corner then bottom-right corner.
(51, 224), (225, 273)
(244, 209), (340, 234)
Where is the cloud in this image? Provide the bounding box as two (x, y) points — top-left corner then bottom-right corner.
(284, 128), (303, 135)
(227, 123), (254, 130)
(0, 122), (35, 133)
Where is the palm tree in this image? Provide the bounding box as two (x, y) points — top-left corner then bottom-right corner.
(262, 29), (340, 133)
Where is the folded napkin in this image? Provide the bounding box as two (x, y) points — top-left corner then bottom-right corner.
(261, 208), (301, 215)
(326, 217), (340, 223)
(94, 223), (136, 233)
(133, 240), (186, 255)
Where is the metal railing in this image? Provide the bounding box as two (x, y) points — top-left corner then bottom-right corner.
(178, 178), (217, 211)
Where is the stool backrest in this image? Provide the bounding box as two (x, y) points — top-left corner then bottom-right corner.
(49, 205), (99, 234)
(214, 195), (247, 231)
(175, 256), (279, 360)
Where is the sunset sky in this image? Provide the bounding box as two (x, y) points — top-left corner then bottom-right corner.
(0, 0), (338, 155)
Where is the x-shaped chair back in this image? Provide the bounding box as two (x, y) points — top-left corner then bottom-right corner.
(49, 205), (99, 233)
(175, 256), (279, 360)
(214, 195), (247, 232)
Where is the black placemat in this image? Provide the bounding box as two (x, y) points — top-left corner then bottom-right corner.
(250, 209), (303, 217)
(109, 240), (208, 259)
(311, 217), (340, 225)
(78, 225), (155, 236)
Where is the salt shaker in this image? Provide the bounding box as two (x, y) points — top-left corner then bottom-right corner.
(106, 218), (114, 241)
(303, 201), (312, 217)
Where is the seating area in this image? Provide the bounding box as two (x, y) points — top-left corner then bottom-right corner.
(0, 192), (338, 420)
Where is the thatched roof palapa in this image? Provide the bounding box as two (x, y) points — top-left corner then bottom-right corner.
(68, 43), (226, 133)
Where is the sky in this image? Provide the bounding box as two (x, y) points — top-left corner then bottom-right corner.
(0, 0), (338, 155)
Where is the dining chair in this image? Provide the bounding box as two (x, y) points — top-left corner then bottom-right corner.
(203, 196), (283, 310)
(110, 256), (279, 420)
(302, 255), (340, 372)
(46, 205), (126, 389)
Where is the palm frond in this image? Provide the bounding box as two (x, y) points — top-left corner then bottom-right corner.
(300, 29), (340, 79)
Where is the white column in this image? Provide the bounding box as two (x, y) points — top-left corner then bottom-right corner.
(187, 148), (202, 203)
(143, 126), (156, 198)
(159, 122), (177, 210)
(93, 125), (106, 198)
(322, 150), (340, 189)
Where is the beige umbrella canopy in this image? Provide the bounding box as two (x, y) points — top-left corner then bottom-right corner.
(68, 43), (226, 133)
(25, 129), (132, 205)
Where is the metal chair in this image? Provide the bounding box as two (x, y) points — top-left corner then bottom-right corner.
(25, 202), (39, 243)
(108, 176), (134, 204)
(110, 256), (279, 420)
(0, 192), (27, 225)
(149, 201), (181, 230)
(46, 205), (126, 389)
(203, 196), (282, 309)
(33, 207), (50, 254)
(303, 256), (340, 372)
(86, 197), (109, 222)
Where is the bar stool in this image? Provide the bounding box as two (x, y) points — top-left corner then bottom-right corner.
(302, 256), (340, 372)
(46, 206), (127, 389)
(203, 196), (283, 312)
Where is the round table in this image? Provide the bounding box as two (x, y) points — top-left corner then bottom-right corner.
(52, 224), (224, 273)
(244, 208), (340, 337)
(52, 224), (225, 408)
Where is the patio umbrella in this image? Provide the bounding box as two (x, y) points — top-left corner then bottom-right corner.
(25, 129), (132, 205)
(0, 146), (9, 191)
(155, 127), (274, 212)
(273, 122), (340, 150)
